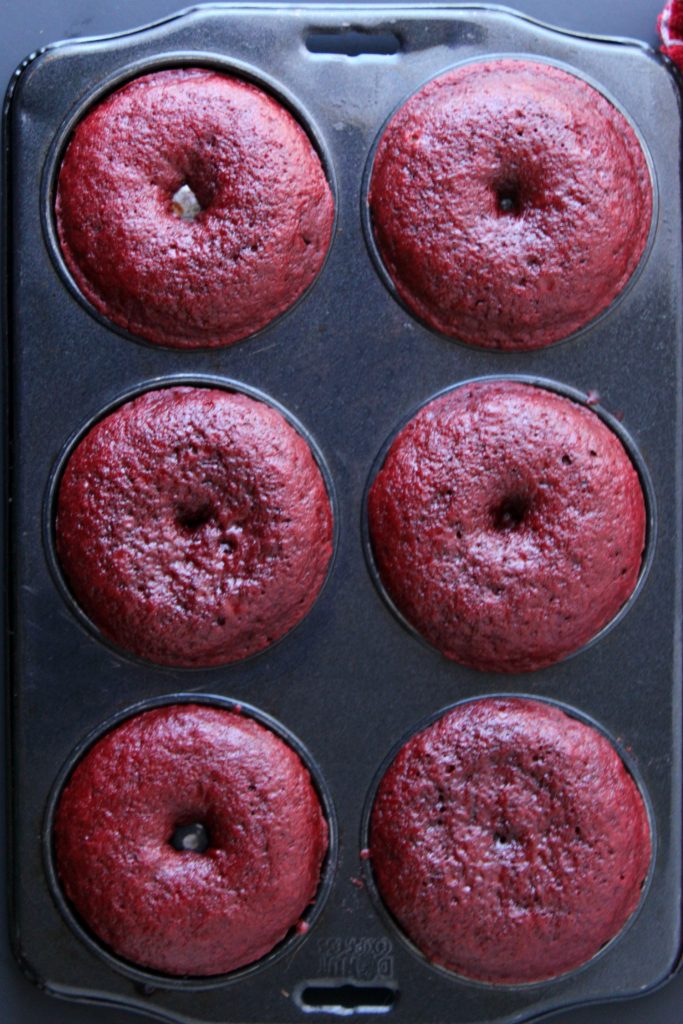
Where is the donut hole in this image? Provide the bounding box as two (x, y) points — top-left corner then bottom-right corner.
(490, 492), (530, 532)
(493, 175), (524, 217)
(176, 501), (214, 532)
(171, 183), (203, 221)
(220, 528), (243, 553)
(170, 159), (218, 220)
(170, 821), (211, 854)
(493, 822), (522, 848)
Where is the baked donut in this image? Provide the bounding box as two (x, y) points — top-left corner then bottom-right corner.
(368, 59), (652, 349)
(367, 380), (646, 673)
(55, 68), (334, 348)
(54, 703), (328, 976)
(370, 697), (651, 984)
(55, 386), (333, 667)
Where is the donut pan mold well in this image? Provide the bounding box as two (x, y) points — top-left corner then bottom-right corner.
(3, 4), (682, 1024)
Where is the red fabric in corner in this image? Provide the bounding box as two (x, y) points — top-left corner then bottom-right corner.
(659, 0), (683, 70)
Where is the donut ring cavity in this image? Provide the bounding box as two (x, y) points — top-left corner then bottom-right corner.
(370, 697), (651, 984)
(55, 387), (334, 667)
(369, 60), (652, 350)
(55, 68), (334, 348)
(367, 380), (646, 673)
(54, 704), (329, 976)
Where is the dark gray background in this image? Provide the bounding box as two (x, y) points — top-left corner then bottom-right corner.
(2, 2), (681, 1023)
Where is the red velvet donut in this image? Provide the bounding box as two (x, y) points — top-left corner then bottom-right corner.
(55, 68), (334, 348)
(54, 704), (328, 976)
(55, 387), (333, 667)
(369, 60), (652, 349)
(367, 380), (646, 673)
(370, 698), (651, 984)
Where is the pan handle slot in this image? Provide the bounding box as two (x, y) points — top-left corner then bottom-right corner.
(295, 980), (397, 1015)
(305, 30), (401, 57)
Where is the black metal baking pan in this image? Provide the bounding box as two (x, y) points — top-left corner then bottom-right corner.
(4, 4), (682, 1023)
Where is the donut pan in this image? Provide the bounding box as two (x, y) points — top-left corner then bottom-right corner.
(3, 4), (682, 1024)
